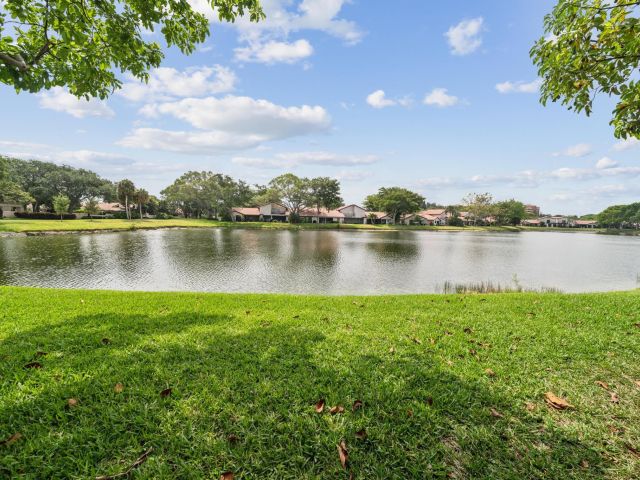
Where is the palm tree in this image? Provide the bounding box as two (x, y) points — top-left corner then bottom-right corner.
(135, 189), (149, 220)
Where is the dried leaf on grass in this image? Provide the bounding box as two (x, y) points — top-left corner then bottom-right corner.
(95, 447), (153, 480)
(595, 381), (609, 390)
(114, 383), (124, 393)
(220, 472), (234, 480)
(337, 440), (348, 469)
(352, 400), (363, 412)
(610, 392), (619, 404)
(0, 432), (22, 446)
(67, 398), (79, 408)
(355, 429), (367, 440)
(160, 388), (172, 398)
(330, 405), (345, 415)
(24, 362), (42, 369)
(544, 392), (573, 410)
(315, 399), (325, 413)
(490, 408), (504, 418)
(485, 369), (496, 378)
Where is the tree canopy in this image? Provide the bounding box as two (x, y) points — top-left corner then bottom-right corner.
(597, 202), (640, 227)
(0, 0), (263, 98)
(531, 0), (640, 139)
(364, 187), (426, 224)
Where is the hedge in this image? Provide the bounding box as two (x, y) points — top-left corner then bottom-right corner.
(14, 212), (77, 220)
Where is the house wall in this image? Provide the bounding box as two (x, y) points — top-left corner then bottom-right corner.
(339, 205), (367, 219)
(0, 204), (23, 218)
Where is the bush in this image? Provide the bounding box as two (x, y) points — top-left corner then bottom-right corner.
(155, 212), (174, 220)
(14, 212), (77, 220)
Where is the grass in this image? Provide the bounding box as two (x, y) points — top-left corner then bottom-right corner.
(1, 287), (640, 478)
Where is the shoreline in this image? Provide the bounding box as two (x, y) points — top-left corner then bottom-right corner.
(1, 219), (637, 237)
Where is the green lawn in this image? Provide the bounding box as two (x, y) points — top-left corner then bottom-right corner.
(1, 287), (639, 478)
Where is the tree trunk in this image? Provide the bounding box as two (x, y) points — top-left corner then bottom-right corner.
(139, 202), (143, 220)
(125, 195), (130, 220)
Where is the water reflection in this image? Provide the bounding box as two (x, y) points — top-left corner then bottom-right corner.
(0, 229), (639, 294)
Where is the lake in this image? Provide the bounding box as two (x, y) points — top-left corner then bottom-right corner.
(0, 229), (638, 294)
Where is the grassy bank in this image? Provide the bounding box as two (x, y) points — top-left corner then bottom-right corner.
(1, 287), (639, 478)
(0, 217), (614, 235)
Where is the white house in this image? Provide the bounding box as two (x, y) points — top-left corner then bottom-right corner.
(337, 204), (369, 224)
(0, 203), (25, 218)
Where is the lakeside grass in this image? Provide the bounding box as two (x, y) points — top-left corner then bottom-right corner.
(1, 217), (632, 235)
(1, 287), (639, 478)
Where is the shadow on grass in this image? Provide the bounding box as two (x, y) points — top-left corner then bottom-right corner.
(1, 311), (609, 479)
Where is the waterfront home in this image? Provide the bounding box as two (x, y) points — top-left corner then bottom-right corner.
(299, 208), (345, 223)
(574, 220), (598, 228)
(231, 207), (261, 222)
(404, 209), (448, 226)
(521, 219), (542, 227)
(337, 204), (369, 224)
(541, 216), (571, 227)
(97, 202), (127, 214)
(0, 202), (24, 218)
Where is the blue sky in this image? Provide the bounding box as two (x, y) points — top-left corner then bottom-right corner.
(2, 0), (639, 215)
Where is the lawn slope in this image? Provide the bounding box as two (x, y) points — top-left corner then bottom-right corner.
(1, 287), (639, 479)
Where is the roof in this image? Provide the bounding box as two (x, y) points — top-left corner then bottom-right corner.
(575, 220), (598, 225)
(299, 208), (345, 218)
(97, 202), (126, 212)
(232, 207), (261, 216)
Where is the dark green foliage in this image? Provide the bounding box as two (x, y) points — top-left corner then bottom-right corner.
(364, 187), (426, 223)
(532, 0), (640, 139)
(597, 202), (640, 228)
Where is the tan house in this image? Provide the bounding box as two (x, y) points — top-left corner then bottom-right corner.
(0, 203), (25, 218)
(404, 209), (448, 226)
(337, 204), (369, 224)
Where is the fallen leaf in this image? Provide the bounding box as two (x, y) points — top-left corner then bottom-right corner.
(544, 392), (573, 410)
(330, 405), (345, 415)
(407, 409), (413, 417)
(220, 472), (234, 480)
(580, 459), (589, 469)
(463, 327), (473, 334)
(610, 392), (619, 404)
(595, 381), (609, 390)
(0, 432), (22, 446)
(469, 349), (478, 356)
(426, 397), (433, 406)
(389, 347), (396, 354)
(24, 361), (42, 369)
(633, 323), (640, 329)
(95, 447), (153, 480)
(429, 338), (436, 345)
(352, 400), (363, 412)
(444, 330), (453, 336)
(525, 402), (536, 412)
(625, 443), (640, 458)
(114, 383), (124, 393)
(337, 440), (348, 469)
(101, 338), (111, 345)
(634, 380), (640, 388)
(355, 429), (367, 440)
(315, 399), (325, 413)
(67, 398), (79, 408)
(490, 408), (504, 418)
(412, 337), (422, 345)
(227, 434), (239, 444)
(485, 368), (496, 378)
(160, 388), (172, 398)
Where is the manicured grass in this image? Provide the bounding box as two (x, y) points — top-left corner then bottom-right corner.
(1, 287), (639, 478)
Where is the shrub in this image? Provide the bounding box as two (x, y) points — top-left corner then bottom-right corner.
(14, 212), (77, 220)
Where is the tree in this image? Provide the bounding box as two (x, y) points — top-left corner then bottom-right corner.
(0, 157), (32, 205)
(364, 187), (426, 224)
(135, 188), (149, 219)
(117, 179), (135, 220)
(462, 193), (494, 225)
(308, 177), (343, 213)
(268, 174), (310, 223)
(52, 193), (70, 220)
(531, 0), (640, 139)
(598, 202), (640, 228)
(84, 197), (100, 220)
(0, 0), (264, 98)
(494, 199), (526, 226)
(445, 205), (463, 226)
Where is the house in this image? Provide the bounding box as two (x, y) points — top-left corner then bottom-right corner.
(97, 202), (127, 214)
(0, 202), (25, 218)
(299, 208), (345, 223)
(231, 207), (261, 222)
(337, 204), (369, 224)
(574, 220), (598, 228)
(367, 211), (393, 224)
(541, 216), (571, 227)
(521, 219), (542, 227)
(404, 209), (448, 226)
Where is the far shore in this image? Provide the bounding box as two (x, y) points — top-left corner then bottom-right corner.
(1, 218), (638, 237)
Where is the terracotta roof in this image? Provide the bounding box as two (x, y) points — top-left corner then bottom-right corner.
(97, 202), (125, 212)
(575, 220), (597, 225)
(299, 208), (345, 218)
(233, 207), (261, 216)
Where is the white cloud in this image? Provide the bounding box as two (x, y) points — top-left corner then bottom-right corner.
(366, 90), (395, 109)
(334, 170), (374, 182)
(495, 79), (541, 94)
(552, 143), (593, 158)
(38, 87), (114, 118)
(232, 151), (378, 169)
(121, 95), (331, 154)
(118, 66), (236, 102)
(612, 137), (640, 151)
(445, 17), (484, 55)
(235, 39), (313, 64)
(423, 88), (459, 108)
(595, 157), (618, 169)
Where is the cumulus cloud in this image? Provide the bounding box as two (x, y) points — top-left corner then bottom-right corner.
(334, 170), (374, 182)
(235, 39), (313, 64)
(445, 17), (484, 55)
(38, 87), (115, 118)
(365, 90), (412, 109)
(121, 95), (331, 154)
(232, 151), (378, 169)
(612, 137), (640, 151)
(423, 88), (459, 108)
(495, 79), (541, 94)
(552, 143), (593, 158)
(595, 157), (618, 169)
(118, 66), (236, 102)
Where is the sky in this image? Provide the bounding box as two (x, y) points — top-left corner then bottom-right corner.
(1, 0), (639, 215)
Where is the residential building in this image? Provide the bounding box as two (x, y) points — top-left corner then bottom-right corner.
(0, 202), (24, 218)
(524, 204), (541, 216)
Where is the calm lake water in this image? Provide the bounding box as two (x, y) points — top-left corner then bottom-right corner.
(0, 229), (639, 294)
